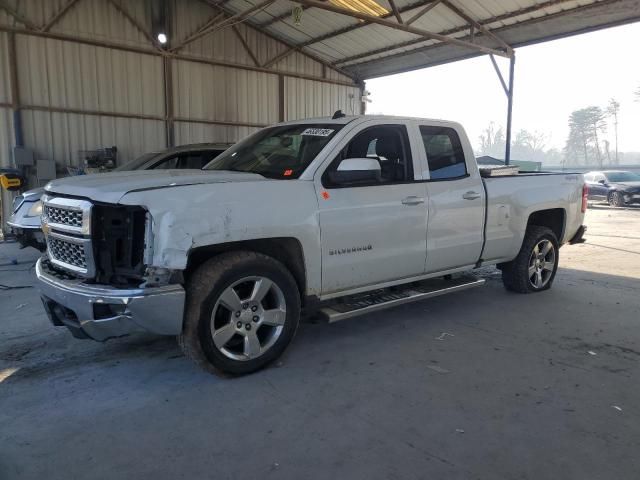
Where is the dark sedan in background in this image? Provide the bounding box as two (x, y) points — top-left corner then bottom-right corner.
(8, 143), (231, 250)
(584, 170), (640, 207)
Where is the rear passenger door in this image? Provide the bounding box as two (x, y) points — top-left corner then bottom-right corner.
(418, 125), (485, 273)
(316, 123), (428, 294)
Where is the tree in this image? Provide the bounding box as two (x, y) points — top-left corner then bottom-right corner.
(635, 85), (640, 102)
(513, 129), (547, 162)
(564, 107), (607, 167)
(478, 122), (505, 157)
(606, 98), (620, 165)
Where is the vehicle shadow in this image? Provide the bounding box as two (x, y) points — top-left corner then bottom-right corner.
(1, 265), (637, 388)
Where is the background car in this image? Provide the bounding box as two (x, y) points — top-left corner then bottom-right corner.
(7, 143), (231, 250)
(584, 170), (640, 207)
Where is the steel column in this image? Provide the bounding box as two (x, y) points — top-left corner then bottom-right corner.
(163, 56), (175, 147)
(504, 54), (515, 166)
(7, 32), (23, 147)
(278, 75), (285, 122)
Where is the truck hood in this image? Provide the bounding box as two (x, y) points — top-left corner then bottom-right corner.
(44, 169), (268, 203)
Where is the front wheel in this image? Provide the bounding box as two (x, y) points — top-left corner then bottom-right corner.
(179, 251), (301, 375)
(501, 226), (559, 293)
(609, 191), (625, 207)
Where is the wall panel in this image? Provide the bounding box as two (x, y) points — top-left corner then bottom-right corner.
(20, 110), (165, 167)
(16, 35), (164, 116)
(285, 78), (361, 120)
(174, 122), (258, 147)
(173, 59), (278, 126)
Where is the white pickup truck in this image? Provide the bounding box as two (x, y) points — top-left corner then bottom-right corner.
(36, 115), (587, 374)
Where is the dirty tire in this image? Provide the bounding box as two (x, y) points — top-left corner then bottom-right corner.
(500, 226), (559, 294)
(608, 191), (625, 208)
(178, 251), (300, 375)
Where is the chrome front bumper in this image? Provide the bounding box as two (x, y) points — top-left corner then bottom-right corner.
(35, 258), (185, 341)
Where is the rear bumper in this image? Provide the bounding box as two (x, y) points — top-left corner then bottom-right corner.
(568, 225), (587, 245)
(36, 258), (185, 341)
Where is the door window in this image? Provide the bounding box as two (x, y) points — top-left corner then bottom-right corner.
(420, 126), (467, 180)
(323, 125), (413, 187)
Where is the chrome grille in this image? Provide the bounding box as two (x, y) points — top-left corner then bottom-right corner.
(43, 196), (94, 277)
(48, 236), (87, 269)
(44, 205), (83, 228)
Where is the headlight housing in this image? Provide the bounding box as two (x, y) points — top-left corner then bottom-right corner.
(26, 200), (43, 218)
(12, 195), (24, 213)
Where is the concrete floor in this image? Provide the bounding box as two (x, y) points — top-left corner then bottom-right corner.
(1, 205), (639, 479)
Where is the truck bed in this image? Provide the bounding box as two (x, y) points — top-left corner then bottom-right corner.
(480, 171), (584, 264)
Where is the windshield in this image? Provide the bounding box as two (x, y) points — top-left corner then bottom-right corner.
(114, 152), (159, 171)
(605, 171), (640, 182)
(204, 124), (343, 179)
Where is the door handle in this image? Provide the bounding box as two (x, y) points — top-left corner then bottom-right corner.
(401, 196), (425, 206)
(462, 191), (481, 200)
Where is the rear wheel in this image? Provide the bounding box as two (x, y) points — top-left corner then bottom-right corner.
(501, 226), (559, 293)
(179, 251), (301, 375)
(608, 191), (625, 207)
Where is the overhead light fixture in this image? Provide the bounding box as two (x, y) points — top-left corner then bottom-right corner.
(157, 33), (168, 44)
(329, 0), (389, 17)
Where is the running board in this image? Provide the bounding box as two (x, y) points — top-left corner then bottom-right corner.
(319, 274), (485, 323)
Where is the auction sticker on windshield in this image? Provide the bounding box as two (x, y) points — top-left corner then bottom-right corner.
(302, 128), (334, 136)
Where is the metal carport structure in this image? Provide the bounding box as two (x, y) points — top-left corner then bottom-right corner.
(217, 0), (640, 163)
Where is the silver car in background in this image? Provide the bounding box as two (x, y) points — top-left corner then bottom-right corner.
(7, 143), (231, 250)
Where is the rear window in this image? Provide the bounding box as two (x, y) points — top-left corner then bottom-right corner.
(420, 126), (467, 180)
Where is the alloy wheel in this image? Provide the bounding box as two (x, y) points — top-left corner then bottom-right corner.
(528, 239), (556, 289)
(210, 276), (286, 361)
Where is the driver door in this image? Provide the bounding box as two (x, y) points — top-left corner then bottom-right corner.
(316, 123), (428, 295)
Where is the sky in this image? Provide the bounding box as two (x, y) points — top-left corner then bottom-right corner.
(366, 22), (640, 154)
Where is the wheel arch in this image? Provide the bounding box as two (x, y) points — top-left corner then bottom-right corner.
(186, 238), (307, 302)
(527, 208), (565, 243)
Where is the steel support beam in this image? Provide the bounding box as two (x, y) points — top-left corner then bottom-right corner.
(172, 0), (276, 52)
(278, 75), (285, 122)
(41, 0), (82, 32)
(107, 0), (159, 49)
(0, 26), (357, 87)
(387, 0), (403, 23)
(441, 0), (511, 53)
(289, 0), (509, 58)
(7, 32), (23, 146)
(15, 103), (267, 129)
(232, 25), (261, 67)
(335, 0), (577, 67)
(504, 54), (516, 166)
(406, 0), (441, 25)
(197, 0), (356, 80)
(163, 56), (175, 147)
(0, 0), (38, 30)
(263, 47), (296, 69)
(489, 54), (508, 96)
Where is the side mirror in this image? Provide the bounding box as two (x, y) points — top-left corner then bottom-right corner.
(329, 158), (381, 185)
(598, 179), (606, 184)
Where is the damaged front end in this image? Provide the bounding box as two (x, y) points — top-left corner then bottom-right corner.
(37, 197), (185, 341)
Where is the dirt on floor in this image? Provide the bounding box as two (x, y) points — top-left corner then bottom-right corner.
(0, 205), (638, 480)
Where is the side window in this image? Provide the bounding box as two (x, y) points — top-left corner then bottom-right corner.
(177, 153), (207, 169)
(420, 126), (467, 180)
(150, 155), (179, 169)
(323, 125), (413, 187)
(584, 174), (594, 182)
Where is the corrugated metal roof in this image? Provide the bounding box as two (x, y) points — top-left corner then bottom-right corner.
(221, 0), (640, 78)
